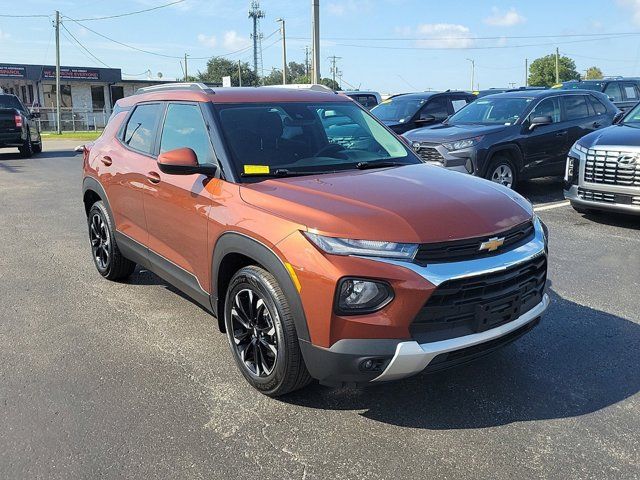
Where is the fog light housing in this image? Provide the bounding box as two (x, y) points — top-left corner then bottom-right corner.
(335, 278), (394, 315)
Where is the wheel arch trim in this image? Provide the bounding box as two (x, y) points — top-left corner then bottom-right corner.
(483, 144), (524, 177)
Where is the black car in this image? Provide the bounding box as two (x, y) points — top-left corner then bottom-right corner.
(474, 86), (547, 98)
(558, 78), (640, 112)
(403, 89), (620, 189)
(0, 93), (42, 157)
(371, 91), (475, 134)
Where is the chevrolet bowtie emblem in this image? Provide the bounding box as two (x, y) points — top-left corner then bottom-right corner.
(479, 237), (505, 252)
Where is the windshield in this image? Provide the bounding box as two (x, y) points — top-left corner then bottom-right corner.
(371, 96), (428, 123)
(213, 102), (418, 180)
(448, 97), (531, 125)
(0, 95), (24, 111)
(559, 82), (602, 92)
(622, 102), (640, 124)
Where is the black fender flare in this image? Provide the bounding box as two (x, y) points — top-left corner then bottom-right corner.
(482, 144), (524, 177)
(211, 232), (310, 342)
(82, 176), (114, 223)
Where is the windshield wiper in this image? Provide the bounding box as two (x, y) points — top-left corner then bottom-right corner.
(241, 168), (338, 178)
(355, 161), (409, 170)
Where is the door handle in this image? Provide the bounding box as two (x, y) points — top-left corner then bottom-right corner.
(555, 131), (568, 137)
(146, 171), (161, 184)
(100, 155), (112, 166)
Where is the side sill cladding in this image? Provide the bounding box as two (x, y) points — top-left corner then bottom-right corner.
(211, 232), (311, 342)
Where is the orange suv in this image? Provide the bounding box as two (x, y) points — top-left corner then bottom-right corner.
(82, 83), (549, 396)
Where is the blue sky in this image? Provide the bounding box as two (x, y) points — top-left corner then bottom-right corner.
(3, 0), (640, 93)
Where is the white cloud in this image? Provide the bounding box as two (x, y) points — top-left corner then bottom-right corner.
(223, 30), (251, 51)
(327, 0), (371, 16)
(484, 7), (526, 27)
(618, 0), (640, 25)
(197, 33), (217, 48)
(414, 23), (474, 49)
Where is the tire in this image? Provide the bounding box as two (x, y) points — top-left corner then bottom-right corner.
(87, 201), (136, 281)
(485, 156), (517, 189)
(224, 265), (312, 397)
(18, 130), (34, 158)
(32, 137), (42, 154)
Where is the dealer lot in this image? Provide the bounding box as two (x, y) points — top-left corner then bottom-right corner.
(0, 143), (638, 479)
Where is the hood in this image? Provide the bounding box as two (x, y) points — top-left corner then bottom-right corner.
(403, 123), (508, 143)
(240, 165), (532, 244)
(580, 123), (640, 149)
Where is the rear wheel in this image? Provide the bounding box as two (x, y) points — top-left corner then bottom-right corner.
(224, 265), (312, 397)
(486, 156), (517, 189)
(87, 201), (136, 280)
(18, 130), (34, 158)
(32, 136), (42, 153)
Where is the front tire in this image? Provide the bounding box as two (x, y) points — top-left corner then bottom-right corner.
(224, 265), (312, 397)
(87, 201), (136, 280)
(486, 156), (517, 189)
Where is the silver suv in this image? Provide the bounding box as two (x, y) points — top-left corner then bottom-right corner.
(564, 104), (640, 215)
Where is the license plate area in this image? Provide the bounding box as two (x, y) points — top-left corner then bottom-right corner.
(474, 294), (521, 332)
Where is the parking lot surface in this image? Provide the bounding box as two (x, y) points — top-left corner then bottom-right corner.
(1, 142), (638, 479)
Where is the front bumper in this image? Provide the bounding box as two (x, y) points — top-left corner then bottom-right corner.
(412, 142), (477, 174)
(564, 185), (640, 214)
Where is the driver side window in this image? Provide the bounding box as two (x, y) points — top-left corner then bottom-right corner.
(529, 97), (561, 124)
(420, 97), (449, 121)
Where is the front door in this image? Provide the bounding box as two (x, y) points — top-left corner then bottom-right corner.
(142, 102), (215, 295)
(520, 96), (566, 177)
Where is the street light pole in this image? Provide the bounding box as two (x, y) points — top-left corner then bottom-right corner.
(466, 58), (475, 91)
(311, 0), (320, 84)
(55, 10), (61, 134)
(276, 18), (287, 85)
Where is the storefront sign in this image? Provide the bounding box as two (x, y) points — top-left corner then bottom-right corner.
(0, 65), (26, 78)
(43, 67), (100, 81)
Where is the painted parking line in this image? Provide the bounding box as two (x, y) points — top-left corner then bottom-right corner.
(533, 200), (570, 212)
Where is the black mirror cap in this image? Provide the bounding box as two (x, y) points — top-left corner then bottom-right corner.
(416, 115), (436, 124)
(613, 111), (625, 124)
(529, 115), (553, 130)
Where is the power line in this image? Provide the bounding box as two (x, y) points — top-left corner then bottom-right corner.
(69, 0), (186, 21)
(60, 22), (111, 67)
(0, 13), (51, 18)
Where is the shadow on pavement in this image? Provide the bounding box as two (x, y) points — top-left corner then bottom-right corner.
(284, 289), (640, 429)
(578, 210), (640, 230)
(0, 150), (78, 162)
(518, 176), (565, 205)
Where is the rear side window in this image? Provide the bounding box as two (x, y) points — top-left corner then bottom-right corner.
(123, 103), (162, 154)
(622, 83), (639, 101)
(588, 95), (608, 115)
(604, 83), (623, 102)
(451, 97), (470, 112)
(563, 95), (590, 120)
(160, 103), (215, 164)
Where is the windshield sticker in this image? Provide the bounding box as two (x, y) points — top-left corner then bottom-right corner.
(381, 99), (392, 104)
(243, 165), (270, 175)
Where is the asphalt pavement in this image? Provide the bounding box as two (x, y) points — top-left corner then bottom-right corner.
(0, 142), (638, 479)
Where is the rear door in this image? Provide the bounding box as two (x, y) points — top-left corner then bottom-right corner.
(520, 96), (566, 177)
(142, 101), (215, 292)
(562, 94), (602, 150)
(102, 102), (163, 247)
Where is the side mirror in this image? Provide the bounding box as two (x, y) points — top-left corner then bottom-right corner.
(30, 110), (40, 118)
(157, 147), (217, 176)
(529, 115), (553, 131)
(613, 111), (625, 124)
(416, 114), (435, 125)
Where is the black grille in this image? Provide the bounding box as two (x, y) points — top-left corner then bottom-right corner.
(410, 255), (547, 343)
(414, 220), (535, 265)
(578, 187), (640, 206)
(415, 145), (445, 163)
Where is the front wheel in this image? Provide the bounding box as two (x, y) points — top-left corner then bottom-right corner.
(486, 156), (517, 189)
(224, 265), (312, 397)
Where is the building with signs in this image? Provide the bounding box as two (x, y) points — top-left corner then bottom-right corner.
(0, 63), (173, 130)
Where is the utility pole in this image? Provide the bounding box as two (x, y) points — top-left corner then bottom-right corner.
(238, 59), (242, 87)
(311, 0), (320, 84)
(184, 53), (188, 82)
(276, 18), (287, 84)
(466, 58), (475, 91)
(525, 58), (528, 87)
(55, 10), (61, 134)
(328, 55), (341, 87)
(304, 46), (310, 79)
(555, 47), (560, 85)
(249, 1), (265, 83)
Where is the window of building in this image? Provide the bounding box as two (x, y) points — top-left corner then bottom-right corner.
(160, 103), (214, 164)
(110, 86), (124, 106)
(91, 86), (105, 111)
(123, 103), (162, 154)
(43, 84), (72, 108)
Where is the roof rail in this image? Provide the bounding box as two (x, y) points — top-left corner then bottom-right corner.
(135, 82), (215, 95)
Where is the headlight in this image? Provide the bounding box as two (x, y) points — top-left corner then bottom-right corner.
(335, 278), (394, 315)
(442, 136), (484, 151)
(572, 140), (589, 154)
(303, 232), (418, 259)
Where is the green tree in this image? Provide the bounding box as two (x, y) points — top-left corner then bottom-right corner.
(196, 57), (258, 86)
(320, 77), (340, 90)
(585, 66), (603, 80)
(528, 53), (580, 87)
(262, 68), (284, 86)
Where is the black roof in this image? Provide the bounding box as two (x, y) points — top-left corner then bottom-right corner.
(481, 89), (603, 100)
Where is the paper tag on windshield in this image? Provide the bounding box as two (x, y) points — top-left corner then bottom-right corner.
(243, 165), (270, 175)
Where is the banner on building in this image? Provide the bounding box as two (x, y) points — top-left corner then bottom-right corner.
(43, 67), (100, 81)
(0, 65), (27, 78)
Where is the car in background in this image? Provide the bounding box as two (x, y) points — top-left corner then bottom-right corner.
(564, 101), (640, 215)
(371, 91), (475, 134)
(404, 89), (619, 189)
(0, 93), (42, 157)
(557, 78), (640, 112)
(474, 86), (547, 98)
(342, 90), (382, 109)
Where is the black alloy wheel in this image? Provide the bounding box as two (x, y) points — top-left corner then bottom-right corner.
(90, 212), (111, 272)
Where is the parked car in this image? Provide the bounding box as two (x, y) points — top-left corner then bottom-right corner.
(474, 87), (547, 98)
(370, 91), (475, 134)
(564, 101), (640, 215)
(0, 93), (42, 157)
(404, 89), (620, 189)
(342, 90), (382, 109)
(557, 78), (640, 112)
(82, 83), (549, 396)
